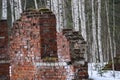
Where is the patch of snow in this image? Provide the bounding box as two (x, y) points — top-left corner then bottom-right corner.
(88, 63), (120, 80)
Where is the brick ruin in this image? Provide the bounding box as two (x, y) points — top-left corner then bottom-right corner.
(9, 9), (88, 80)
(0, 20), (10, 80)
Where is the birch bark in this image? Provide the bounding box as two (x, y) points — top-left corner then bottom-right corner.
(112, 0), (116, 58)
(106, 1), (115, 76)
(18, 0), (22, 13)
(91, 0), (97, 62)
(105, 0), (110, 62)
(50, 0), (65, 32)
(34, 0), (38, 9)
(78, 0), (87, 41)
(58, 0), (64, 31)
(2, 0), (7, 19)
(9, 0), (14, 25)
(14, 0), (22, 20)
(72, 0), (79, 31)
(97, 0), (103, 63)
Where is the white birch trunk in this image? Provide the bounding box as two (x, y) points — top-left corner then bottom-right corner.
(46, 0), (50, 9)
(59, 0), (64, 31)
(2, 0), (7, 19)
(79, 0), (87, 41)
(78, 0), (87, 61)
(14, 0), (22, 20)
(54, 0), (60, 32)
(112, 1), (116, 75)
(71, 0), (75, 28)
(18, 0), (22, 13)
(91, 0), (97, 62)
(106, 2), (115, 76)
(9, 0), (14, 25)
(62, 0), (67, 28)
(105, 0), (110, 62)
(51, 0), (54, 12)
(72, 0), (79, 31)
(113, 0), (116, 58)
(34, 0), (38, 9)
(97, 0), (103, 63)
(14, 0), (19, 20)
(50, 0), (64, 32)
(24, 0), (27, 10)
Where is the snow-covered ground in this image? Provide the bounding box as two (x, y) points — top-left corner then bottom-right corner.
(88, 63), (120, 80)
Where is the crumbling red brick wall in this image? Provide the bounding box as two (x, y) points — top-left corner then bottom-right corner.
(10, 9), (69, 80)
(57, 31), (71, 62)
(57, 29), (88, 79)
(10, 9), (88, 80)
(0, 20), (10, 80)
(39, 11), (58, 62)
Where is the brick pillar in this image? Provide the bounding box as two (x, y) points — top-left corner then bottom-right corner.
(39, 10), (58, 62)
(0, 20), (10, 80)
(10, 9), (59, 80)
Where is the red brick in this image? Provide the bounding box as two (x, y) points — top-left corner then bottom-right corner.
(9, 9), (88, 80)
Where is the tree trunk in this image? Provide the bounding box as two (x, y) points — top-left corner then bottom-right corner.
(91, 0), (97, 62)
(50, 0), (60, 32)
(0, 0), (2, 19)
(7, 0), (12, 27)
(97, 0), (103, 63)
(58, 0), (64, 31)
(46, 0), (50, 9)
(105, 0), (115, 77)
(112, 0), (116, 58)
(18, 0), (22, 13)
(24, 0), (27, 10)
(34, 0), (38, 9)
(2, 0), (7, 19)
(81, 0), (87, 41)
(13, 0), (22, 20)
(105, 0), (110, 62)
(9, 0), (14, 26)
(72, 0), (79, 31)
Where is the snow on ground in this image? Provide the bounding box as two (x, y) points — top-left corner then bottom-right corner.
(88, 63), (120, 80)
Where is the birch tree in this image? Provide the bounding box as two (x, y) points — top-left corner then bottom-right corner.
(72, 0), (79, 31)
(58, 0), (64, 31)
(80, 0), (87, 41)
(112, 0), (116, 76)
(0, 0), (2, 19)
(112, 0), (116, 58)
(105, 0), (115, 76)
(97, 0), (103, 63)
(50, 0), (65, 32)
(2, 0), (7, 19)
(105, 0), (110, 62)
(34, 0), (38, 9)
(18, 0), (22, 13)
(14, 0), (19, 20)
(9, 0), (14, 25)
(61, 0), (67, 28)
(52, 0), (60, 32)
(91, 0), (98, 62)
(23, 0), (27, 10)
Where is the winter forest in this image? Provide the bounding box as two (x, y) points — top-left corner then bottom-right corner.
(0, 0), (120, 80)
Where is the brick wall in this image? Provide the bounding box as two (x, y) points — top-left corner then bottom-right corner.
(10, 9), (88, 80)
(57, 29), (88, 79)
(57, 32), (71, 62)
(0, 20), (10, 80)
